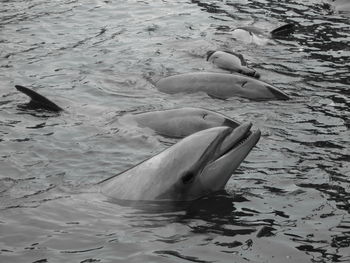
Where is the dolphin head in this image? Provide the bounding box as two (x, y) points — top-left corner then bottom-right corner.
(101, 123), (260, 201)
(157, 123), (261, 201)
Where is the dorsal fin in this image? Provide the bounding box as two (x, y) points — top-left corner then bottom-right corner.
(15, 85), (63, 112)
(270, 23), (295, 37)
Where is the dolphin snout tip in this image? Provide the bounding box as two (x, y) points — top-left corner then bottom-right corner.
(255, 128), (262, 137)
(253, 128), (262, 143)
(267, 86), (290, 100)
(278, 92), (290, 100)
(222, 117), (241, 129)
(239, 122), (253, 131)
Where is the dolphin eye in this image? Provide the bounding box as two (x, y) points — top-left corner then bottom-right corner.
(202, 113), (208, 119)
(182, 171), (195, 184)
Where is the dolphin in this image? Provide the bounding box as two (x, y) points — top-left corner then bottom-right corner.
(99, 123), (261, 201)
(231, 23), (295, 45)
(128, 107), (240, 138)
(15, 85), (241, 138)
(156, 72), (289, 101)
(206, 50), (260, 78)
(15, 85), (63, 112)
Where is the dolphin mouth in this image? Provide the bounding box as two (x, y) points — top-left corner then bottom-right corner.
(193, 123), (260, 174)
(185, 123), (258, 183)
(219, 131), (253, 158)
(190, 123), (261, 197)
(213, 122), (257, 162)
(219, 128), (261, 163)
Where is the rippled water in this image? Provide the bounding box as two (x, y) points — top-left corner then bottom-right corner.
(1, 0), (349, 262)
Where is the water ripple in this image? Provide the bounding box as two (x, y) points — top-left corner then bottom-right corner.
(0, 0), (349, 262)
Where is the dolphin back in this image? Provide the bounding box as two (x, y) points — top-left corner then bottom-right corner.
(15, 85), (63, 112)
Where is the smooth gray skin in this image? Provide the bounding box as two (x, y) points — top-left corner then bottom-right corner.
(230, 24), (295, 44)
(156, 72), (289, 101)
(130, 107), (240, 138)
(206, 50), (260, 78)
(230, 28), (269, 45)
(100, 123), (261, 201)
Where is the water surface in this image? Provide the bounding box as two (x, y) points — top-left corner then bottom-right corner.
(0, 0), (349, 262)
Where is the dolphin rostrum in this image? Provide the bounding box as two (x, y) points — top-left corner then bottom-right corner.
(156, 72), (289, 101)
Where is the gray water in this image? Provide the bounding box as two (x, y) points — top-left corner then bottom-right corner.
(0, 0), (349, 262)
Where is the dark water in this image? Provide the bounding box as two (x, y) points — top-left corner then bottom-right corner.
(0, 0), (349, 262)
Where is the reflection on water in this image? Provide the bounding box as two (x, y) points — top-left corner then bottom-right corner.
(0, 0), (349, 262)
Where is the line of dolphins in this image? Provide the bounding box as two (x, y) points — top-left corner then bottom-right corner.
(156, 23), (294, 101)
(14, 23), (296, 202)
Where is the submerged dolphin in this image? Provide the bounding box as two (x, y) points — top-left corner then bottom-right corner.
(15, 85), (240, 138)
(231, 23), (295, 45)
(99, 123), (261, 201)
(206, 50), (260, 78)
(156, 72), (289, 100)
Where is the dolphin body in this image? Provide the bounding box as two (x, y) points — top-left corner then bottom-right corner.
(206, 50), (260, 78)
(231, 23), (295, 45)
(100, 123), (261, 201)
(15, 85), (241, 138)
(129, 107), (240, 138)
(156, 72), (289, 101)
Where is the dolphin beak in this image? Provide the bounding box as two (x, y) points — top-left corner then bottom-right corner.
(188, 126), (233, 176)
(194, 122), (254, 173)
(242, 79), (290, 100)
(220, 122), (252, 151)
(214, 122), (252, 159)
(267, 85), (290, 100)
(197, 123), (261, 192)
(222, 117), (241, 129)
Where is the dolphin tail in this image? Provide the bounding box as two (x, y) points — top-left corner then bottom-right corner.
(15, 85), (63, 112)
(270, 23), (295, 37)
